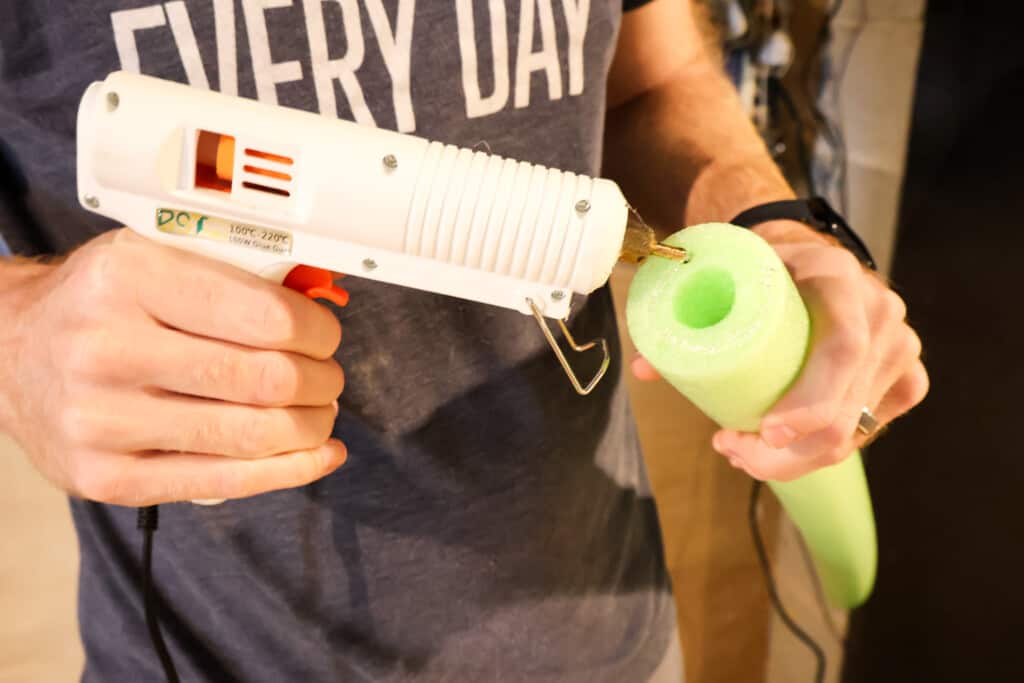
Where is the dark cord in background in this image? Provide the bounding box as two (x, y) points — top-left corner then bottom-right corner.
(749, 481), (826, 683)
(137, 506), (180, 683)
(796, 520), (846, 643)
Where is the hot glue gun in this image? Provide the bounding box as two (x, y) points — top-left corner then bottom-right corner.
(76, 70), (685, 395)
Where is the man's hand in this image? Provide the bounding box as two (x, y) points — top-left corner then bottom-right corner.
(0, 229), (347, 505)
(606, 0), (927, 480)
(633, 222), (928, 481)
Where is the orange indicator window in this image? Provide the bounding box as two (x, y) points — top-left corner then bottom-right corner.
(195, 130), (235, 192)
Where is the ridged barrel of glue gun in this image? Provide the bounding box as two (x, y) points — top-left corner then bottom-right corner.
(627, 224), (877, 608)
(76, 71), (628, 318)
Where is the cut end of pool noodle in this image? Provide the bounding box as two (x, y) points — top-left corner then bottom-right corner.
(626, 223), (809, 432)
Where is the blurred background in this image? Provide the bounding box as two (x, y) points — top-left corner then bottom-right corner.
(3, 0), (1022, 681)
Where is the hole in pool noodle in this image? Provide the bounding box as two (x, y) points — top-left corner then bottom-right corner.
(673, 267), (735, 329)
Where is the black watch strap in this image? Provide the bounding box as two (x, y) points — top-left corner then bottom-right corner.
(731, 197), (877, 271)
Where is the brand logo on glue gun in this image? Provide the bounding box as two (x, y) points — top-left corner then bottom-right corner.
(156, 208), (293, 256)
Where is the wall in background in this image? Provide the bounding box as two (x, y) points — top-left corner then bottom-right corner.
(843, 3), (1024, 679)
(816, 0), (926, 274)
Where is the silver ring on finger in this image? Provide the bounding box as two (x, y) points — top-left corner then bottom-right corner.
(856, 406), (880, 438)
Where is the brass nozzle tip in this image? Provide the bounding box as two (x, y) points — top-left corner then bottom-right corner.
(620, 214), (689, 264)
(651, 242), (690, 262)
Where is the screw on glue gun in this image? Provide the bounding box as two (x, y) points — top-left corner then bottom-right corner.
(619, 213), (690, 265)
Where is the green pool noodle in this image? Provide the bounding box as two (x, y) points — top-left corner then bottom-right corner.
(626, 223), (876, 609)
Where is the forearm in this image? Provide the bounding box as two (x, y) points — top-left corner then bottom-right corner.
(602, 51), (795, 235)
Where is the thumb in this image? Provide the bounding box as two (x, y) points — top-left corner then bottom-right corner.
(631, 354), (661, 382)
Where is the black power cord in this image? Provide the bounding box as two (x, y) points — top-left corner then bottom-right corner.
(132, 485), (824, 683)
(137, 505), (181, 683)
(795, 520), (845, 644)
(749, 481), (826, 683)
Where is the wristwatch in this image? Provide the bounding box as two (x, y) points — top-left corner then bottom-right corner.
(730, 197), (877, 272)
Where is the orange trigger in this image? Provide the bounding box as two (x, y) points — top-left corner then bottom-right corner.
(283, 265), (349, 307)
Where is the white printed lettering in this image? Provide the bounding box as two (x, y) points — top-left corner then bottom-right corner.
(455, 0), (510, 119)
(303, 0), (376, 125)
(364, 0), (416, 132)
(213, 0), (238, 95)
(514, 0), (563, 108)
(111, 5), (166, 73)
(559, 0), (588, 95)
(112, 0), (585, 124)
(242, 0), (304, 103)
(164, 2), (210, 89)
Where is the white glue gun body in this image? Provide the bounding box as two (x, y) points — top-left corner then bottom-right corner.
(76, 71), (630, 321)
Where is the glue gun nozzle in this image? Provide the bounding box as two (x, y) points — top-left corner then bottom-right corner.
(620, 214), (690, 264)
(651, 242), (690, 262)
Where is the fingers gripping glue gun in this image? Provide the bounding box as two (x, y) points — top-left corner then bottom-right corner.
(76, 71), (684, 395)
